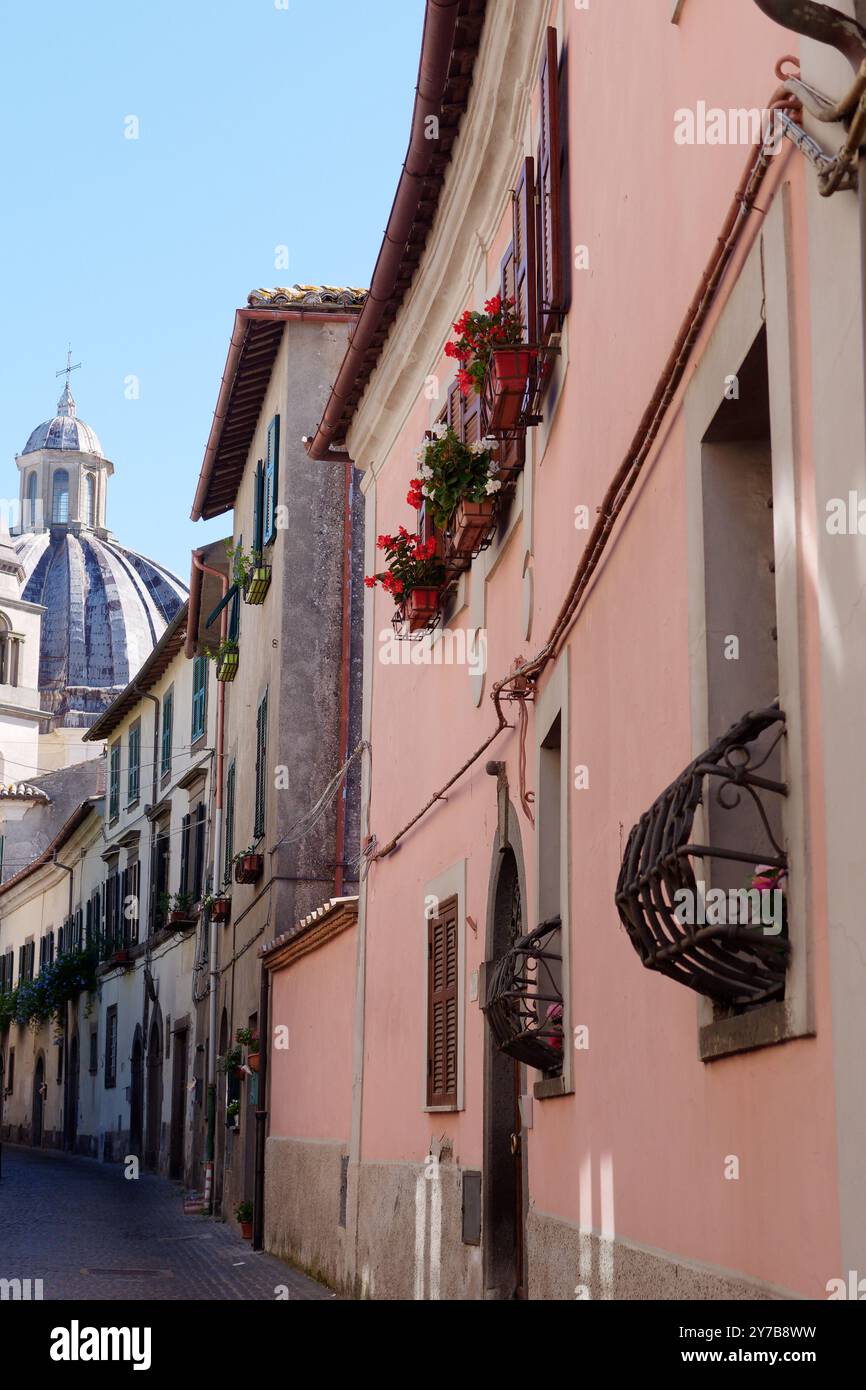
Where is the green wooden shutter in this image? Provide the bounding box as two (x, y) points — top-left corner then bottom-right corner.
(254, 692), (268, 839)
(263, 416), (280, 545)
(224, 761), (236, 885)
(253, 460), (264, 556)
(192, 658), (207, 741)
(161, 690), (173, 776)
(180, 814), (191, 896)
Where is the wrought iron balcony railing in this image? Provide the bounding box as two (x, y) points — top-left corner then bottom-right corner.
(483, 915), (564, 1072)
(615, 705), (790, 1010)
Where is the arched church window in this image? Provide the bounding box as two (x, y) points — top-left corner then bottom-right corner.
(26, 471), (38, 528)
(52, 469), (69, 524)
(0, 612), (18, 687)
(84, 473), (96, 527)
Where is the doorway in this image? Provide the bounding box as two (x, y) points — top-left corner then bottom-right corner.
(67, 1035), (79, 1152)
(145, 1014), (163, 1170)
(130, 1030), (144, 1156)
(32, 1055), (45, 1147)
(483, 837), (527, 1299)
(169, 1028), (188, 1180)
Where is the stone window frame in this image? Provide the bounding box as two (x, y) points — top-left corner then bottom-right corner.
(684, 183), (813, 1061)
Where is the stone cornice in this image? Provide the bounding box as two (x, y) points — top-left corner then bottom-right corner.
(349, 0), (549, 482)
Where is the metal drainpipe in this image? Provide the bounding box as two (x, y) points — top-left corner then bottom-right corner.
(333, 456), (354, 898)
(191, 551), (228, 1213)
(134, 681), (161, 1157)
(53, 853), (74, 1150)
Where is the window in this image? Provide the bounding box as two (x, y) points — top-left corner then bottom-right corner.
(427, 897), (459, 1108)
(263, 415), (280, 545)
(536, 27), (563, 346)
(180, 813), (191, 897)
(224, 761), (236, 888)
(84, 472), (96, 526)
(18, 941), (34, 983)
(0, 614), (19, 687)
(103, 871), (120, 957)
(89, 1028), (98, 1074)
(25, 471), (38, 527)
(254, 691), (268, 839)
(193, 802), (206, 901)
(52, 469), (69, 523)
(128, 721), (141, 805)
(121, 858), (140, 946)
(105, 1005), (118, 1088)
(191, 657), (207, 743)
(252, 459), (265, 555)
(151, 819), (170, 931)
(109, 742), (120, 820)
(0, 949), (12, 993)
(161, 688), (173, 778)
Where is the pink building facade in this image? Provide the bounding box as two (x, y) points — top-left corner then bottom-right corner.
(280, 0), (866, 1300)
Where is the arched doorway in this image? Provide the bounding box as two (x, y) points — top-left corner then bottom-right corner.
(67, 1036), (79, 1152)
(483, 826), (528, 1299)
(32, 1056), (45, 1147)
(145, 1015), (163, 1170)
(130, 1030), (144, 1156)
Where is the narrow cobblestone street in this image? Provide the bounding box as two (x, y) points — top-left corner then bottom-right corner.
(0, 1146), (333, 1302)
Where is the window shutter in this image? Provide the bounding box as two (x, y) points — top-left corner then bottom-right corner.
(130, 862), (140, 943)
(253, 460), (264, 556)
(255, 693), (268, 839)
(194, 803), (206, 901)
(513, 156), (538, 343)
(85, 898), (92, 946)
(263, 416), (280, 546)
(161, 691), (173, 776)
(537, 26), (562, 343)
(39, 936), (46, 971)
(27, 940), (35, 980)
(427, 898), (459, 1107)
(17, 944), (24, 984)
(224, 761), (236, 886)
(180, 814), (191, 896)
(498, 243), (526, 478)
(447, 381), (463, 437)
(462, 388), (481, 445)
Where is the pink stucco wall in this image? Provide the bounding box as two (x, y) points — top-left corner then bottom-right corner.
(268, 924), (357, 1142)
(357, 0), (839, 1296)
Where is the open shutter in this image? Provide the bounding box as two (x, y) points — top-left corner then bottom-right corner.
(253, 460), (264, 556)
(180, 815), (191, 897)
(513, 156), (538, 344)
(263, 416), (280, 545)
(27, 940), (35, 980)
(426, 898), (459, 1107)
(74, 906), (82, 950)
(537, 26), (562, 343)
(254, 693), (268, 839)
(194, 803), (206, 900)
(446, 380), (463, 436)
(497, 243), (526, 477)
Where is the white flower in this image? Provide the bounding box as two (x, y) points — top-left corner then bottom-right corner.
(485, 479), (502, 494)
(431, 421), (447, 439)
(468, 440), (486, 456)
(422, 483), (433, 498)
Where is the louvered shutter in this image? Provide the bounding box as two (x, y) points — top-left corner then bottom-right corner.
(39, 936), (46, 971)
(130, 862), (140, 943)
(194, 803), (206, 901)
(254, 693), (268, 839)
(537, 27), (562, 343)
(263, 416), (280, 546)
(513, 156), (538, 343)
(180, 815), (191, 896)
(74, 906), (82, 949)
(497, 243), (526, 478)
(253, 460), (264, 556)
(27, 940), (35, 980)
(447, 381), (463, 436)
(426, 898), (459, 1107)
(224, 762), (236, 885)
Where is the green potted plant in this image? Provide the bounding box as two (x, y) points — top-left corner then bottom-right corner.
(167, 892), (197, 928)
(228, 541), (271, 606)
(226, 1099), (240, 1130)
(235, 1199), (254, 1239)
(210, 636), (239, 682)
(234, 845), (263, 885)
(220, 1045), (243, 1078)
(203, 891), (231, 924)
(408, 424), (501, 559)
(365, 529), (446, 633)
(236, 1026), (260, 1073)
(445, 294), (536, 431)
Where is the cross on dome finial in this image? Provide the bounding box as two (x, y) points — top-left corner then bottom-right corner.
(55, 346), (81, 417)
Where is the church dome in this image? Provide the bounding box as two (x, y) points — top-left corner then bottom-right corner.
(21, 383), (104, 458)
(14, 529), (187, 727)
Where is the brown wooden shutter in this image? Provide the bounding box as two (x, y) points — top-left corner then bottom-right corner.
(462, 387), (481, 445)
(498, 243), (526, 476)
(537, 26), (562, 343)
(427, 897), (459, 1107)
(513, 156), (538, 344)
(447, 380), (463, 436)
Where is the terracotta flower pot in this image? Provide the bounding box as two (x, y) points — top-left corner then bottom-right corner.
(448, 497), (496, 558)
(240, 1220), (253, 1240)
(234, 853), (263, 885)
(248, 1051), (260, 1073)
(211, 896), (231, 923)
(405, 587), (440, 633)
(485, 346), (538, 431)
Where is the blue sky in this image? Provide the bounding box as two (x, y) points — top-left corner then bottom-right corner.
(0, 0), (424, 579)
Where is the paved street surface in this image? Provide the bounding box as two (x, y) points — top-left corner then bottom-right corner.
(0, 1145), (333, 1301)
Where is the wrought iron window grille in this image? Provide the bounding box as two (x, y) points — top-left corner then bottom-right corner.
(482, 914), (564, 1073)
(615, 705), (790, 1010)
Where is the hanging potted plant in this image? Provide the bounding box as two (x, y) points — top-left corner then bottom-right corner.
(210, 636), (239, 683)
(220, 1045), (244, 1080)
(236, 1026), (260, 1073)
(203, 891), (231, 924)
(409, 424), (501, 559)
(235, 1200), (254, 1239)
(226, 1100), (241, 1131)
(229, 541), (271, 607)
(365, 528), (446, 633)
(445, 294), (536, 431)
(234, 845), (263, 885)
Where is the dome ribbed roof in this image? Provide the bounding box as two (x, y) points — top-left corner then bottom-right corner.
(14, 530), (187, 727)
(21, 383), (104, 458)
